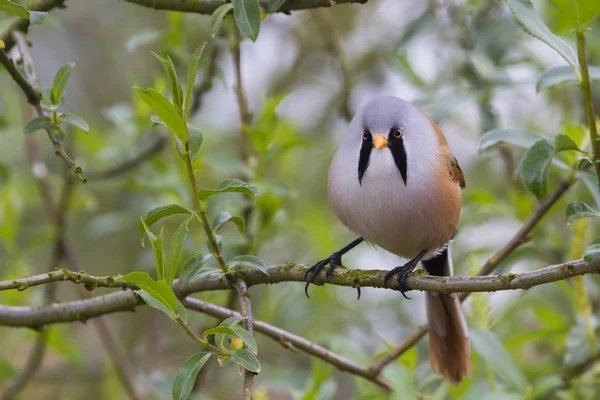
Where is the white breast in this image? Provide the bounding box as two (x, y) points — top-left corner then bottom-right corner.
(327, 145), (460, 260)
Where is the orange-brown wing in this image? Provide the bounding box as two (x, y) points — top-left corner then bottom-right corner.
(425, 116), (466, 190)
(449, 156), (466, 189)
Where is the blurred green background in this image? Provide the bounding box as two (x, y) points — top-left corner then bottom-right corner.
(1, 0), (600, 399)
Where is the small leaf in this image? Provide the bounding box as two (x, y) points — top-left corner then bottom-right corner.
(216, 317), (247, 348)
(232, 0), (261, 42)
(139, 204), (193, 245)
(231, 327), (257, 355)
(231, 349), (261, 373)
(210, 4), (234, 37)
(40, 88), (61, 111)
(228, 255), (268, 275)
(122, 271), (178, 312)
(537, 65), (600, 92)
(167, 215), (193, 283)
(23, 116), (52, 134)
(566, 202), (600, 223)
(198, 178), (259, 202)
(504, 0), (578, 70)
(0, 0), (28, 19)
(203, 326), (238, 339)
(59, 113), (89, 133)
(184, 42), (207, 123)
(268, 0), (288, 12)
(172, 352), (212, 400)
(27, 11), (46, 28)
(175, 128), (203, 161)
(140, 218), (166, 280)
(51, 63), (75, 104)
(471, 329), (528, 391)
(50, 126), (65, 142)
(134, 86), (188, 142)
(554, 134), (580, 153)
(179, 253), (212, 288)
(135, 290), (188, 323)
(479, 128), (544, 154)
(212, 211), (245, 235)
(152, 52), (184, 114)
(519, 139), (554, 201)
(583, 237), (600, 264)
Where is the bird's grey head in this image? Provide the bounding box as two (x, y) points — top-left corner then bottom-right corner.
(341, 96), (437, 186)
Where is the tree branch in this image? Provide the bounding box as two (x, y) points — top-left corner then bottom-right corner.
(122, 0), (367, 14)
(182, 297), (392, 391)
(1, 258), (598, 327)
(0, 0), (67, 53)
(369, 179), (575, 375)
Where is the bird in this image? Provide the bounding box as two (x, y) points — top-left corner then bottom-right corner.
(304, 95), (472, 384)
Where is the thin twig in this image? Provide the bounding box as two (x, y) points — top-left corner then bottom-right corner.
(4, 32), (86, 181)
(182, 297), (392, 391)
(231, 279), (255, 399)
(85, 134), (168, 180)
(1, 258), (599, 327)
(122, 0), (368, 14)
(0, 0), (67, 53)
(369, 179), (574, 375)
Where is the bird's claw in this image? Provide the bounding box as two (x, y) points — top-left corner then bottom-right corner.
(304, 252), (361, 299)
(384, 262), (416, 300)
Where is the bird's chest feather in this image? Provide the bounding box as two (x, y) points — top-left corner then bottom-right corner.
(328, 149), (461, 259)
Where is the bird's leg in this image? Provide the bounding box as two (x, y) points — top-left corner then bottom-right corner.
(304, 237), (364, 299)
(384, 249), (428, 299)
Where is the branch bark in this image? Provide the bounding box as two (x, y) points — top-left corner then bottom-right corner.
(1, 258), (598, 327)
(123, 0), (367, 14)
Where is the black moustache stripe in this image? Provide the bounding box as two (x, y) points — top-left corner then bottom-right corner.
(357, 133), (372, 185)
(389, 135), (407, 185)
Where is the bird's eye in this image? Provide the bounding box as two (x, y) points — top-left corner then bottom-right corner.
(394, 129), (403, 138)
(362, 130), (370, 140)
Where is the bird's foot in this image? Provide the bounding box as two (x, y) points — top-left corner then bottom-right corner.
(304, 252), (341, 298)
(384, 259), (420, 300)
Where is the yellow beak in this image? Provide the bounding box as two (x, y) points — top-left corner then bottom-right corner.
(373, 135), (388, 149)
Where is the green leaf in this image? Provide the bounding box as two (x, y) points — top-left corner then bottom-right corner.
(203, 326), (238, 344)
(583, 237), (600, 264)
(140, 219), (166, 281)
(27, 11), (46, 28)
(175, 128), (203, 161)
(231, 327), (257, 355)
(566, 202), (600, 223)
(216, 317), (247, 348)
(228, 255), (268, 275)
(537, 65), (600, 92)
(0, 0), (28, 19)
(232, 0), (261, 42)
(139, 204), (193, 245)
(51, 63), (75, 105)
(172, 352), (212, 400)
(519, 139), (554, 201)
(553, 134), (580, 153)
(122, 271), (178, 312)
(212, 211), (245, 235)
(479, 128), (544, 154)
(134, 86), (188, 142)
(167, 215), (193, 283)
(23, 116), (52, 134)
(40, 88), (61, 111)
(550, 0), (600, 28)
(504, 0), (578, 70)
(210, 4), (234, 37)
(135, 289), (188, 323)
(268, 0), (288, 12)
(152, 52), (184, 114)
(59, 113), (89, 133)
(198, 178), (259, 202)
(470, 329), (528, 391)
(184, 42), (207, 122)
(230, 349), (261, 373)
(51, 126), (65, 142)
(179, 253), (212, 288)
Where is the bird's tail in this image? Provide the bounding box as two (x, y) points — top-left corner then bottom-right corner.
(422, 246), (471, 385)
